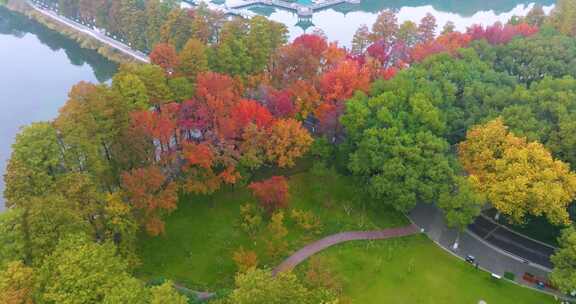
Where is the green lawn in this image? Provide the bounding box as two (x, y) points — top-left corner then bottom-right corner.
(300, 234), (555, 304)
(136, 165), (554, 303)
(135, 167), (406, 289)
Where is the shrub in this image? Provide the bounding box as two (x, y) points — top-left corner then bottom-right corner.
(233, 247), (259, 273)
(239, 203), (262, 237)
(290, 209), (322, 234)
(504, 272), (515, 281)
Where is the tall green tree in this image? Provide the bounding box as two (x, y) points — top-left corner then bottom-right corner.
(4, 122), (61, 208)
(160, 7), (193, 50)
(177, 38), (208, 83)
(501, 77), (576, 167)
(342, 88), (453, 212)
(112, 72), (150, 110)
(547, 0), (576, 36)
(438, 176), (486, 230)
(54, 82), (131, 189)
(551, 227), (576, 293)
(37, 234), (147, 304)
(119, 64), (174, 105)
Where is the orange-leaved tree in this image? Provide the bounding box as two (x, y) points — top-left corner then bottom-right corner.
(265, 119), (313, 168)
(121, 165), (178, 236)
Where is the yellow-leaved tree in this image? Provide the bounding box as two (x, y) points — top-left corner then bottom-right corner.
(459, 118), (576, 225)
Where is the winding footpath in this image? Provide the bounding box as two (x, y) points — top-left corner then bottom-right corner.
(272, 224), (419, 275)
(190, 225), (419, 301)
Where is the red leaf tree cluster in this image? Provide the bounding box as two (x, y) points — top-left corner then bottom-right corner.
(249, 176), (290, 213)
(467, 22), (538, 45)
(130, 70), (312, 197)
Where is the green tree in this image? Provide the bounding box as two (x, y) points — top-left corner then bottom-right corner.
(22, 195), (90, 264)
(210, 20), (253, 76)
(500, 77), (576, 167)
(38, 234), (146, 304)
(112, 73), (150, 110)
(438, 176), (486, 230)
(103, 192), (140, 268)
(475, 34), (576, 85)
(347, 127), (453, 212)
(547, 0), (576, 36)
(342, 82), (453, 212)
(54, 82), (131, 189)
(119, 64), (173, 105)
(4, 122), (62, 208)
(397, 21), (419, 47)
(551, 228), (576, 293)
(149, 281), (187, 304)
(160, 7), (192, 50)
(177, 38), (208, 83)
(0, 210), (25, 265)
(226, 268), (312, 304)
(167, 77), (193, 102)
(245, 16), (288, 74)
(145, 0), (171, 50)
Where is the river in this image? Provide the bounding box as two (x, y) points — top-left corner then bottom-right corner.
(0, 0), (555, 211)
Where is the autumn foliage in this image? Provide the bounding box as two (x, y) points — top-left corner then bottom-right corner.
(320, 60), (370, 102)
(466, 22), (538, 45)
(249, 176), (290, 213)
(121, 166), (178, 236)
(266, 119), (313, 168)
(411, 32), (472, 62)
(150, 43), (179, 75)
(459, 119), (576, 225)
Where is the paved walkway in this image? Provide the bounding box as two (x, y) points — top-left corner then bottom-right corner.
(272, 225), (419, 274)
(409, 203), (568, 299)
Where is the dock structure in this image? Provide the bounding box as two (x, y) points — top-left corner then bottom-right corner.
(182, 0), (256, 18)
(184, 0), (361, 18)
(231, 0), (361, 16)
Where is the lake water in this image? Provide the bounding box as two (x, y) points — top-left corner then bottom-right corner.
(236, 0), (556, 46)
(0, 0), (555, 210)
(0, 6), (117, 211)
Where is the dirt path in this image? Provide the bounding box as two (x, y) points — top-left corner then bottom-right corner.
(272, 224), (419, 275)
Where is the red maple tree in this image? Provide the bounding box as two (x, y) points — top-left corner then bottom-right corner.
(248, 176), (290, 213)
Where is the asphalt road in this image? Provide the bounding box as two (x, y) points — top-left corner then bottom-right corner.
(409, 203), (560, 297)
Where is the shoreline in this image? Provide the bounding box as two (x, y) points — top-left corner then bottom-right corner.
(2, 0), (146, 64)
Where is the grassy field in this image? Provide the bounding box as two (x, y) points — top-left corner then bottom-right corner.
(136, 163), (555, 303)
(301, 234), (555, 304)
(135, 166), (406, 289)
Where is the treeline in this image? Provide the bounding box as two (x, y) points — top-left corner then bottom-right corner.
(36, 0), (223, 52)
(4, 0), (576, 301)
